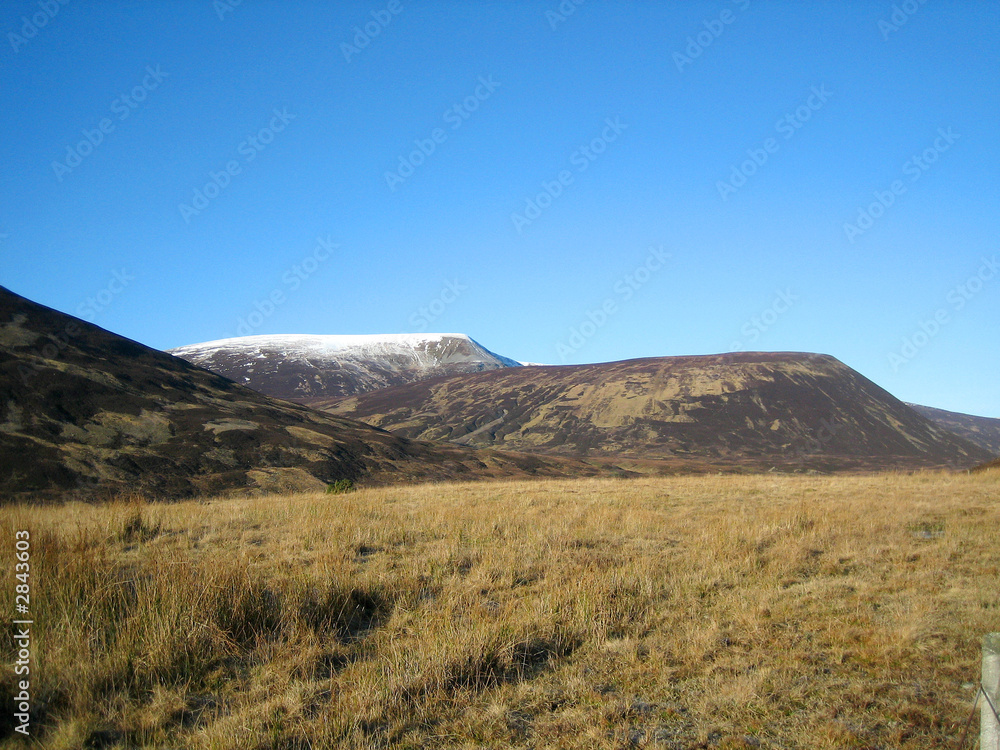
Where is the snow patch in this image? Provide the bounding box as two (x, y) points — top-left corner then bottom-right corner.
(168, 333), (521, 370)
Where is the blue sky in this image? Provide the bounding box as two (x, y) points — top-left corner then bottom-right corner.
(2, 0), (998, 417)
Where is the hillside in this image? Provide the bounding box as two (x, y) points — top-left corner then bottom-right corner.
(168, 333), (521, 401)
(907, 402), (1000, 456)
(0, 287), (605, 501)
(318, 353), (992, 471)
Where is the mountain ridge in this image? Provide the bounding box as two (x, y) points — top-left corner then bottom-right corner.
(168, 334), (999, 454)
(0, 287), (609, 501)
(906, 402), (1000, 456)
(316, 352), (992, 472)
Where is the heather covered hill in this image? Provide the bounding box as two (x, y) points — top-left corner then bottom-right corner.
(320, 352), (992, 472)
(907, 402), (1000, 457)
(0, 287), (606, 501)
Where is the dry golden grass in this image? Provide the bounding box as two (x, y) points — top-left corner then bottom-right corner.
(1, 470), (998, 748)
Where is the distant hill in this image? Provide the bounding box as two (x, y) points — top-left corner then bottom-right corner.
(318, 353), (992, 472)
(972, 457), (1000, 472)
(0, 288), (606, 501)
(168, 333), (521, 401)
(907, 403), (1000, 457)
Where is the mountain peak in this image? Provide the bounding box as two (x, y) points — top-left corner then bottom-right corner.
(168, 332), (521, 401)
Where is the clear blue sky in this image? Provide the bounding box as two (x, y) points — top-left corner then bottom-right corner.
(2, 0), (998, 417)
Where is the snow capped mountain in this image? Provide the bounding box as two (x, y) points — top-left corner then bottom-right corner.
(168, 333), (521, 401)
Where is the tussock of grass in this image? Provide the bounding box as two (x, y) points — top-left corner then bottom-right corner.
(1, 471), (998, 748)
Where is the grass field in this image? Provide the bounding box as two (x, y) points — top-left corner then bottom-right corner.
(2, 470), (998, 748)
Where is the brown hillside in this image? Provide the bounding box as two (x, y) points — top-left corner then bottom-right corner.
(908, 402), (1000, 456)
(316, 353), (992, 472)
(0, 287), (607, 501)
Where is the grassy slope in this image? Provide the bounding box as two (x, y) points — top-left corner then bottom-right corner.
(2, 470), (998, 749)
